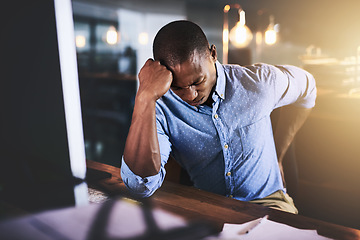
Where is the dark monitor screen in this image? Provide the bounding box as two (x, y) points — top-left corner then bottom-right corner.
(0, 0), (87, 208)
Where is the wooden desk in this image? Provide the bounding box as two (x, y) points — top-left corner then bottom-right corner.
(87, 160), (360, 240)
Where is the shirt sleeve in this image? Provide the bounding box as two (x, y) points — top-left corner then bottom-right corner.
(269, 64), (317, 109)
(120, 104), (172, 198)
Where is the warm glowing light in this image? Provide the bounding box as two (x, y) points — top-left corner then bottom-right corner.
(265, 15), (277, 45)
(229, 10), (253, 48)
(265, 29), (276, 45)
(75, 35), (86, 48)
(223, 29), (229, 43)
(256, 31), (262, 46)
(223, 5), (253, 63)
(106, 26), (118, 45)
(138, 32), (149, 45)
(229, 23), (252, 47)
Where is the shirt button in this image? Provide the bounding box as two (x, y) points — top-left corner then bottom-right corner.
(214, 114), (218, 119)
(224, 144), (228, 149)
(226, 171), (231, 176)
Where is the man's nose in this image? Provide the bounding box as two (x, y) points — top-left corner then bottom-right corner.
(182, 87), (198, 102)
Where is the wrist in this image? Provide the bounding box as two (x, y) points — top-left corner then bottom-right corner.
(136, 90), (158, 104)
(132, 92), (157, 116)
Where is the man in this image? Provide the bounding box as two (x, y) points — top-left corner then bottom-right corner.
(121, 20), (316, 214)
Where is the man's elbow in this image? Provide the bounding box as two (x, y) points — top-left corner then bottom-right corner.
(123, 179), (155, 198)
(120, 160), (165, 198)
(300, 71), (317, 109)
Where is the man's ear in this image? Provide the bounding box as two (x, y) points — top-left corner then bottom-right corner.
(210, 44), (217, 62)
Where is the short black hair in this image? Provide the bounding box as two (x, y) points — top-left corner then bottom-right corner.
(153, 20), (210, 67)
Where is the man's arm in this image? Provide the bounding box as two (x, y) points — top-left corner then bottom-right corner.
(273, 105), (312, 185)
(123, 59), (172, 178)
(269, 65), (316, 186)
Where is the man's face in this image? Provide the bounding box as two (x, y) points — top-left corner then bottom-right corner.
(169, 48), (217, 106)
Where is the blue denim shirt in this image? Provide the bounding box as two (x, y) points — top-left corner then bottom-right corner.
(121, 61), (316, 201)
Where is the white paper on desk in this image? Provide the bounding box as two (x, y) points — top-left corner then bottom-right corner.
(0, 198), (187, 240)
(206, 217), (333, 240)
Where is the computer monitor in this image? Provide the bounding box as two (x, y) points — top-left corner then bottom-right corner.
(0, 0), (87, 210)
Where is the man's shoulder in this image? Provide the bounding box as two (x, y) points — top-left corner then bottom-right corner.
(222, 63), (274, 78)
(222, 62), (271, 70)
(221, 63), (275, 86)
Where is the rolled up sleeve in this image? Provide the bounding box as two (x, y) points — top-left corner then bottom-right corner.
(120, 157), (165, 198)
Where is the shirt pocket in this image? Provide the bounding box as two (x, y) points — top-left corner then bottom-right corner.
(236, 117), (272, 159)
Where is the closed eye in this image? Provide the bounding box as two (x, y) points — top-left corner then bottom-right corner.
(171, 76), (205, 90)
(193, 77), (205, 86)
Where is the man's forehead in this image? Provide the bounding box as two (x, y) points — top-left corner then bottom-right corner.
(170, 51), (207, 82)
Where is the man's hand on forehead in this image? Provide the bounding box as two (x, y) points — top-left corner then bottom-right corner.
(137, 59), (173, 101)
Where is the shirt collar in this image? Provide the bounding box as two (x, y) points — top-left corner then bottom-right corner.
(214, 60), (226, 100)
